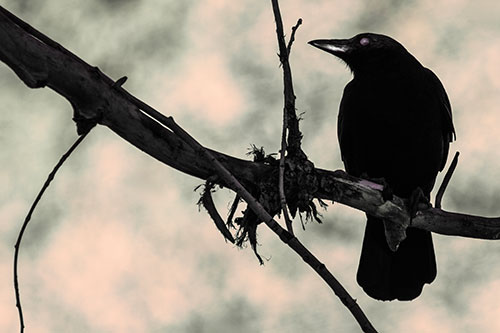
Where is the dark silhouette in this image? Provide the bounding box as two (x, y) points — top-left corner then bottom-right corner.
(309, 33), (455, 301)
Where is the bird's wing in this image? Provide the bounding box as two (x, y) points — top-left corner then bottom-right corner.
(423, 68), (456, 170)
(337, 80), (358, 175)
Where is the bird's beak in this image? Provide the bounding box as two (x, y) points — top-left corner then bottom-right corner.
(308, 39), (350, 56)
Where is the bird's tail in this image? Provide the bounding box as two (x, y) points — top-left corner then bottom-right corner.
(356, 215), (437, 301)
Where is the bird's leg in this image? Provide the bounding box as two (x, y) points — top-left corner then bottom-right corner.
(380, 179), (394, 202)
(408, 187), (432, 218)
(359, 173), (406, 251)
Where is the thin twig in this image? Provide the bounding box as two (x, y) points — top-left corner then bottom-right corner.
(201, 182), (235, 243)
(166, 116), (377, 333)
(271, 1), (303, 157)
(435, 151), (459, 209)
(227, 194), (240, 228)
(14, 132), (89, 333)
(287, 18), (303, 55)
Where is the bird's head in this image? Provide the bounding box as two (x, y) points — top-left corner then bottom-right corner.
(308, 33), (418, 76)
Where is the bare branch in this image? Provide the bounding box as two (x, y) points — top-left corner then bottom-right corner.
(14, 132), (89, 333)
(270, 1), (375, 331)
(200, 182), (235, 243)
(270, 1), (303, 157)
(226, 194), (240, 229)
(278, 18), (303, 236)
(315, 169), (500, 240)
(0, 6), (266, 187)
(287, 18), (303, 55)
(164, 114), (377, 333)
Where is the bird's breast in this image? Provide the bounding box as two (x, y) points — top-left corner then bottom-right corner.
(338, 76), (445, 196)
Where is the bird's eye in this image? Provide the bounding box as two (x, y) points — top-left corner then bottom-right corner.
(360, 37), (370, 46)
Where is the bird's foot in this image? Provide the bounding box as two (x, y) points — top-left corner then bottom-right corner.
(408, 187), (431, 218)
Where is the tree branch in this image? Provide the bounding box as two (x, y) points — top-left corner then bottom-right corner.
(0, 6), (267, 188)
(271, 2), (303, 157)
(269, 2), (375, 330)
(200, 181), (236, 243)
(13, 132), (90, 333)
(164, 115), (377, 333)
(287, 18), (303, 55)
(277, 19), (303, 235)
(314, 169), (500, 240)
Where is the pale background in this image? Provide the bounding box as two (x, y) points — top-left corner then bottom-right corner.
(1, 0), (500, 332)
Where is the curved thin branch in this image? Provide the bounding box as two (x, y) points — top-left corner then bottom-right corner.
(13, 132), (89, 333)
(200, 182), (235, 243)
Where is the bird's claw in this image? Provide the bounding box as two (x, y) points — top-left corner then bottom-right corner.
(408, 187), (431, 218)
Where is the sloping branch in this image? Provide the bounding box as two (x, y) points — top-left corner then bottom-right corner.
(167, 111), (377, 332)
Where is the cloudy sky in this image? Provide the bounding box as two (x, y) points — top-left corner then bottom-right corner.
(2, 0), (500, 332)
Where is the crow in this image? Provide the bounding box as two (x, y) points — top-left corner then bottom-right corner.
(309, 33), (455, 301)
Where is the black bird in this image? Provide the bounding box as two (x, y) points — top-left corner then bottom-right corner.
(309, 33), (455, 301)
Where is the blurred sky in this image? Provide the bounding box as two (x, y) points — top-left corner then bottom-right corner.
(2, 0), (500, 332)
